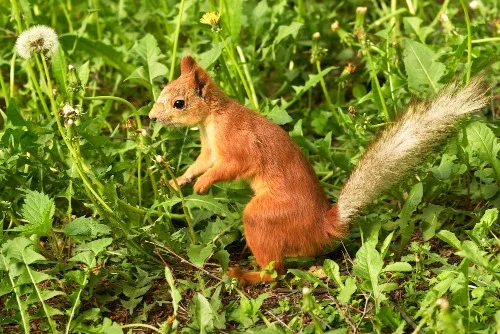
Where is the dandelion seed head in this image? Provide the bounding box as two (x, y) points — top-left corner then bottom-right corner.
(15, 25), (59, 60)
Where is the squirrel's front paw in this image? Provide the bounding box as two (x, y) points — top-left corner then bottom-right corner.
(193, 176), (211, 194)
(169, 175), (193, 191)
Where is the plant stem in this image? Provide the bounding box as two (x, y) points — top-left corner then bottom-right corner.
(471, 37), (500, 44)
(169, 0), (186, 82)
(0, 69), (10, 106)
(219, 37), (257, 109)
(164, 167), (197, 244)
(24, 60), (51, 118)
(236, 46), (259, 109)
(459, 0), (472, 84)
(82, 95), (144, 205)
(92, 0), (102, 40)
(361, 39), (391, 120)
(9, 53), (16, 99)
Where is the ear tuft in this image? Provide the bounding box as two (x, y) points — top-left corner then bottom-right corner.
(181, 56), (197, 74)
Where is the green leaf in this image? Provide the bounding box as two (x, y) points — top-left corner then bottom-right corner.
(63, 217), (111, 239)
(466, 122), (500, 180)
(194, 293), (214, 333)
(69, 251), (95, 267)
(125, 34), (168, 89)
(403, 38), (445, 93)
(398, 182), (423, 249)
(380, 231), (394, 260)
(383, 262), (412, 272)
(187, 244), (214, 267)
(352, 241), (383, 293)
(165, 266), (181, 317)
(198, 42), (225, 69)
(83, 238), (113, 256)
(287, 66), (335, 108)
(338, 277), (357, 304)
(436, 230), (462, 250)
(213, 250), (230, 272)
(78, 61), (90, 87)
(323, 259), (344, 288)
(184, 194), (233, 219)
(51, 44), (67, 96)
(421, 204), (445, 241)
(6, 101), (27, 127)
(11, 190), (55, 236)
(262, 104), (293, 125)
(59, 35), (134, 76)
(224, 0), (243, 42)
(274, 21), (303, 46)
(456, 240), (490, 269)
(403, 17), (433, 43)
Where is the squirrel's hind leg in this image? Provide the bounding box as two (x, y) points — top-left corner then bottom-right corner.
(228, 196), (287, 286)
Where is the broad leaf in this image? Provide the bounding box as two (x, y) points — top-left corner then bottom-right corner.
(403, 38), (445, 93)
(466, 122), (500, 180)
(12, 190), (55, 236)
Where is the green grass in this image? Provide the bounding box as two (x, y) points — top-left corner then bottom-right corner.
(0, 0), (499, 333)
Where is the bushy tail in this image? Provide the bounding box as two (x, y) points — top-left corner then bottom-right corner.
(337, 78), (488, 224)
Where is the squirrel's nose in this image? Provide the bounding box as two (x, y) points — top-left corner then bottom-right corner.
(149, 103), (162, 120)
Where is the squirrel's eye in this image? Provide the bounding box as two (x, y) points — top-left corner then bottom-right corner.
(173, 100), (185, 109)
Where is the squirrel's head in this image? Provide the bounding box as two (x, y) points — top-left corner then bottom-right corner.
(149, 56), (215, 126)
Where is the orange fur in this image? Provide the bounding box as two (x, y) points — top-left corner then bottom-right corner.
(149, 56), (346, 285)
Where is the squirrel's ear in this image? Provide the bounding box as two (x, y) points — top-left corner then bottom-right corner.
(193, 68), (209, 98)
(180, 56), (197, 74)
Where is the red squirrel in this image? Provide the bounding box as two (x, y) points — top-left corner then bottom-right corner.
(149, 56), (487, 286)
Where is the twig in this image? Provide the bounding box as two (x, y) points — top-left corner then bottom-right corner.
(146, 240), (224, 283)
(392, 303), (423, 334)
(266, 310), (296, 333)
(354, 292), (372, 334)
(327, 294), (356, 332)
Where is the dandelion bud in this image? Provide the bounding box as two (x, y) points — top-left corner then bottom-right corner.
(469, 0), (480, 9)
(356, 7), (367, 14)
(312, 32), (321, 40)
(15, 25), (59, 60)
(155, 155), (164, 163)
(436, 297), (449, 310)
(68, 64), (75, 71)
(330, 21), (340, 32)
(439, 13), (449, 22)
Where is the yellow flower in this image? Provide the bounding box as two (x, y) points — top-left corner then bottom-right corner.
(200, 12), (221, 26)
